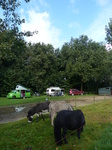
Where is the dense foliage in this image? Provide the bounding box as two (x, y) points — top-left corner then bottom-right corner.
(105, 18), (112, 45)
(0, 1), (112, 96)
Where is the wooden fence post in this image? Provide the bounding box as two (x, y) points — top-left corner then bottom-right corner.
(75, 98), (77, 108)
(93, 96), (95, 103)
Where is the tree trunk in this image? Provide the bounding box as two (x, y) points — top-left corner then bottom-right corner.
(81, 80), (83, 91)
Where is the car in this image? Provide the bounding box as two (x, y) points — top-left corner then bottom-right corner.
(7, 89), (31, 99)
(69, 89), (84, 95)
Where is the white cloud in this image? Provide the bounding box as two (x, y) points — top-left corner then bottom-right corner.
(69, 0), (79, 15)
(93, 0), (111, 6)
(21, 10), (62, 49)
(68, 22), (80, 29)
(84, 5), (112, 42)
(69, 0), (76, 4)
(39, 0), (49, 7)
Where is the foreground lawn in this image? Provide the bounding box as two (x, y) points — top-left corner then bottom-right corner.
(0, 99), (112, 150)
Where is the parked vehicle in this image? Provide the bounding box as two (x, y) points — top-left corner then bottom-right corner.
(69, 89), (84, 95)
(7, 85), (31, 99)
(98, 87), (112, 95)
(46, 87), (64, 96)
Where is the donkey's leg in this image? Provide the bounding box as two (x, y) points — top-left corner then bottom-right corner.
(41, 113), (45, 121)
(62, 128), (68, 144)
(51, 113), (55, 126)
(37, 114), (39, 122)
(77, 128), (82, 139)
(81, 126), (83, 132)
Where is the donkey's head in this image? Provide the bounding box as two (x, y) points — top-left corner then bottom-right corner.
(27, 113), (33, 123)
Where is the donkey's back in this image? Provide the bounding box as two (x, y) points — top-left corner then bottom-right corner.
(49, 101), (73, 126)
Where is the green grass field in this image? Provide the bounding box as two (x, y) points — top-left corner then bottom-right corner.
(0, 94), (95, 106)
(0, 97), (112, 150)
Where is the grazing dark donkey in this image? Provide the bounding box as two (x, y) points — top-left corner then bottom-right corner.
(27, 101), (51, 123)
(54, 110), (85, 145)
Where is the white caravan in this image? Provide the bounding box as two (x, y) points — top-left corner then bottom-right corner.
(46, 87), (62, 96)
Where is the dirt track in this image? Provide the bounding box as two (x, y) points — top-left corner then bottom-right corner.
(0, 95), (111, 124)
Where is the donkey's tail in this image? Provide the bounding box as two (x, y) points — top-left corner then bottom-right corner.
(54, 118), (62, 145)
(68, 104), (74, 111)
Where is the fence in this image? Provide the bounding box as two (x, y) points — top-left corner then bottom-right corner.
(66, 95), (112, 108)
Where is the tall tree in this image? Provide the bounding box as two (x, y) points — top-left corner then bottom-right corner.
(105, 18), (112, 45)
(23, 43), (58, 93)
(0, 0), (37, 96)
(60, 35), (109, 93)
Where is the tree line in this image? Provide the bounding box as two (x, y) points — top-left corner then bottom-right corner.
(0, 0), (112, 96)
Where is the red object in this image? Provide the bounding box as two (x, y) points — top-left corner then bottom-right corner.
(69, 89), (84, 95)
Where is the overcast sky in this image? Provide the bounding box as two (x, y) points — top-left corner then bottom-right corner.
(9, 0), (112, 48)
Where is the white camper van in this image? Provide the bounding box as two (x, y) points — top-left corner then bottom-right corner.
(46, 87), (62, 96)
